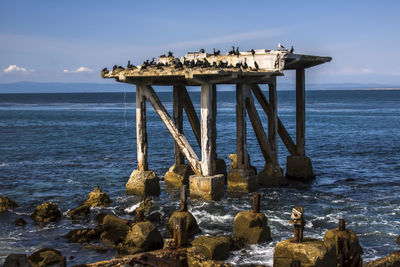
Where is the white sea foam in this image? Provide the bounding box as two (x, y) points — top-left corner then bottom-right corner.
(124, 202), (141, 213)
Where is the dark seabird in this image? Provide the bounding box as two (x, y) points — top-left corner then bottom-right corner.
(229, 46), (235, 55)
(150, 58), (156, 65)
(113, 65), (118, 71)
(243, 58), (248, 69)
(289, 46), (294, 53)
(168, 51), (173, 57)
(251, 49), (255, 56)
(213, 48), (220, 56)
(236, 47), (240, 56)
(199, 48), (205, 53)
(254, 61), (259, 70)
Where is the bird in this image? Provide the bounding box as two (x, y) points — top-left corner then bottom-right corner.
(235, 47), (240, 56)
(254, 61), (259, 70)
(150, 58), (156, 65)
(278, 43), (285, 49)
(213, 48), (220, 56)
(113, 65), (118, 71)
(199, 48), (205, 53)
(289, 46), (294, 53)
(251, 49), (255, 56)
(243, 58), (248, 69)
(168, 51), (173, 57)
(229, 46), (235, 55)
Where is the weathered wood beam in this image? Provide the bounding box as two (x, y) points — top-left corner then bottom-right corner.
(173, 85), (185, 165)
(268, 78), (278, 163)
(296, 68), (305, 156)
(142, 85), (201, 175)
(236, 83), (249, 169)
(251, 84), (296, 156)
(212, 84), (217, 160)
(200, 83), (216, 176)
(181, 86), (201, 147)
(136, 85), (148, 171)
(245, 89), (274, 163)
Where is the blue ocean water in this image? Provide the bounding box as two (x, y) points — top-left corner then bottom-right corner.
(0, 89), (399, 265)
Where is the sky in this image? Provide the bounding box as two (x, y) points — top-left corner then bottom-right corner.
(1, 0), (400, 85)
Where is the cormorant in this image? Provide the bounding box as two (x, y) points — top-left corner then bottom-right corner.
(243, 58), (248, 69)
(235, 47), (240, 56)
(160, 54), (166, 58)
(254, 61), (259, 71)
(127, 60), (131, 68)
(289, 46), (294, 53)
(113, 65), (118, 71)
(229, 46), (235, 55)
(168, 51), (173, 57)
(213, 48), (220, 56)
(150, 58), (156, 65)
(199, 48), (205, 53)
(251, 49), (255, 56)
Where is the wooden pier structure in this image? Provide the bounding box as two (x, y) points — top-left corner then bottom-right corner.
(101, 48), (331, 200)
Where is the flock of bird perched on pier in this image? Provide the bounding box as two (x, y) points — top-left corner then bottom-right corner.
(102, 44), (294, 75)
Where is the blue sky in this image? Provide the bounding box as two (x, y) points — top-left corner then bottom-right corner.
(1, 0), (400, 85)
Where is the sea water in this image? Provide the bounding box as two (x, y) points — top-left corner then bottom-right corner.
(0, 89), (399, 265)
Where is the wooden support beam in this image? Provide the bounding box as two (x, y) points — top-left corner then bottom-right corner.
(236, 83), (249, 169)
(181, 86), (201, 147)
(212, 84), (217, 160)
(251, 84), (296, 156)
(296, 68), (305, 156)
(136, 85), (148, 171)
(173, 85), (185, 165)
(245, 89), (273, 163)
(200, 83), (216, 176)
(268, 78), (278, 163)
(142, 85), (202, 175)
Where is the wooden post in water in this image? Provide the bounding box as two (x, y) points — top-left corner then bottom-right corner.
(173, 85), (185, 165)
(136, 85), (148, 171)
(296, 68), (305, 156)
(268, 78), (278, 164)
(236, 83), (248, 169)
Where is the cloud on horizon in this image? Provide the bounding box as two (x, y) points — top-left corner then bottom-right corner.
(3, 64), (33, 73)
(63, 67), (93, 73)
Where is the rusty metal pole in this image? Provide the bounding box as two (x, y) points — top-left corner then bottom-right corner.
(173, 216), (187, 247)
(60, 256), (66, 267)
(180, 185), (187, 211)
(289, 206), (305, 243)
(339, 219), (345, 231)
(252, 192), (264, 213)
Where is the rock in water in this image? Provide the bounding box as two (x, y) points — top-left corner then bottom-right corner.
(83, 186), (111, 207)
(14, 218), (27, 226)
(31, 202), (61, 223)
(166, 210), (200, 238)
(28, 248), (62, 267)
(232, 210), (271, 247)
(126, 170), (160, 196)
(397, 235), (400, 245)
(363, 251), (400, 267)
(164, 164), (194, 187)
(3, 254), (30, 267)
(100, 214), (131, 248)
(117, 221), (163, 257)
(191, 235), (232, 260)
(0, 196), (18, 212)
(64, 228), (102, 243)
(135, 197), (153, 215)
(66, 204), (91, 220)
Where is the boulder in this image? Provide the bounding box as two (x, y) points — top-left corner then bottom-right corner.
(116, 221), (163, 257)
(258, 162), (288, 187)
(0, 196), (18, 212)
(363, 251), (400, 267)
(83, 186), (111, 207)
(100, 214), (131, 247)
(134, 197), (153, 216)
(286, 155), (315, 181)
(323, 228), (363, 267)
(166, 211), (200, 238)
(3, 254), (30, 267)
(14, 218), (27, 226)
(31, 202), (61, 223)
(126, 170), (160, 196)
(397, 235), (400, 245)
(28, 248), (62, 267)
(232, 210), (271, 247)
(164, 164), (194, 187)
(227, 168), (258, 194)
(187, 247), (235, 267)
(273, 238), (336, 267)
(66, 204), (91, 220)
(191, 235), (232, 260)
(64, 228), (102, 243)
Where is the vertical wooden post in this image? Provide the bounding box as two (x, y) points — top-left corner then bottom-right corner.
(236, 83), (249, 169)
(182, 87), (201, 147)
(136, 85), (148, 171)
(212, 84), (217, 160)
(200, 83), (215, 176)
(296, 68), (305, 156)
(173, 85), (185, 165)
(268, 78), (278, 164)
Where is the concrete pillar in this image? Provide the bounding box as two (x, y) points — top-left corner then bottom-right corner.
(286, 68), (315, 181)
(126, 85), (160, 196)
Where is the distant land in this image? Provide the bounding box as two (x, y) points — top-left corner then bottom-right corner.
(0, 81), (399, 93)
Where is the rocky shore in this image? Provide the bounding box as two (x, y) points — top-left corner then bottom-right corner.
(1, 187), (400, 267)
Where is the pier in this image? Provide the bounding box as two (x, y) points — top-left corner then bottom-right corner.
(101, 48), (331, 199)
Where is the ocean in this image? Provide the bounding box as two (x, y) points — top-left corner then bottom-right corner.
(0, 89), (399, 265)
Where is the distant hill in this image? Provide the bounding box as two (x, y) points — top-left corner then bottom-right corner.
(0, 81), (399, 93)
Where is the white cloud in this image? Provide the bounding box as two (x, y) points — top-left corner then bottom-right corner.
(63, 66), (93, 73)
(3, 64), (33, 73)
(321, 66), (375, 76)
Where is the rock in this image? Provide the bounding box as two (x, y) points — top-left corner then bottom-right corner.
(233, 210), (271, 247)
(258, 162), (288, 187)
(83, 244), (108, 254)
(116, 221), (163, 257)
(397, 235), (400, 245)
(28, 248), (62, 267)
(164, 164), (194, 187)
(135, 197), (152, 215)
(66, 204), (91, 220)
(228, 153), (257, 174)
(166, 211), (200, 238)
(227, 168), (258, 194)
(187, 247), (235, 267)
(191, 235), (232, 260)
(273, 238), (336, 267)
(126, 170), (160, 196)
(0, 196), (18, 212)
(286, 155), (315, 181)
(363, 251), (400, 267)
(14, 218), (27, 226)
(83, 186), (111, 207)
(324, 227), (363, 267)
(147, 211), (162, 223)
(101, 214), (131, 247)
(64, 228), (102, 243)
(31, 202), (61, 223)
(189, 174), (225, 201)
(3, 254), (30, 267)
